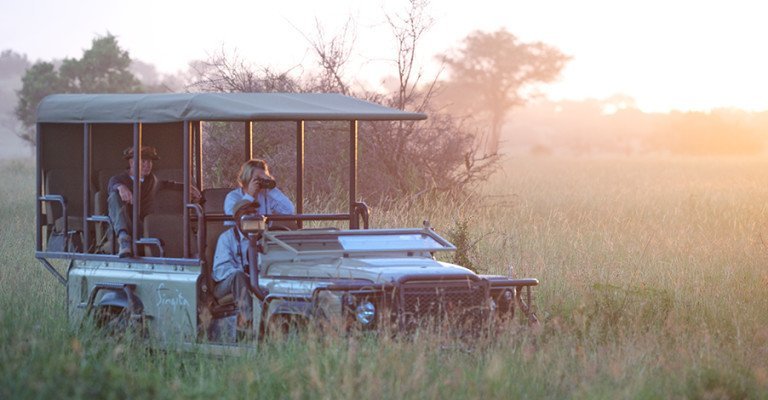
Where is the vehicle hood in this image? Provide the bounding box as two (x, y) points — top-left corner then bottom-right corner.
(264, 257), (476, 284)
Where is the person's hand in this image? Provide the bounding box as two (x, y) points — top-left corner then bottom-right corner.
(117, 184), (133, 204)
(245, 170), (272, 197)
(245, 178), (260, 197)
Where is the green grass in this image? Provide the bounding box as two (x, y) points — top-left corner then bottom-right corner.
(2, 156), (768, 399)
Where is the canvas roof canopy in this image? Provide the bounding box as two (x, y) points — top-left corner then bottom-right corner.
(36, 93), (427, 124)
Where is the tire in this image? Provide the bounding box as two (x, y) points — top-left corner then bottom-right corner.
(95, 305), (147, 339)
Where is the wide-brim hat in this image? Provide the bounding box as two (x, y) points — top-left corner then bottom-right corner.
(233, 199), (259, 217)
(123, 145), (160, 160)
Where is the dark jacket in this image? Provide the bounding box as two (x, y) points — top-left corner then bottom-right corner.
(108, 171), (161, 219)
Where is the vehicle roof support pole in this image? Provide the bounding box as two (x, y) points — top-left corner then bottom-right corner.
(349, 120), (358, 229)
(296, 120), (305, 228)
(131, 122), (142, 256)
(183, 121), (190, 258)
(245, 121), (253, 161)
(36, 123), (42, 252)
(195, 122), (203, 189)
(82, 123), (91, 252)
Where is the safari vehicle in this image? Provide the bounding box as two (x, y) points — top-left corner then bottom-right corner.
(34, 93), (539, 347)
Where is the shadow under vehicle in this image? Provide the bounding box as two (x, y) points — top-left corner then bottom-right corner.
(34, 93), (539, 349)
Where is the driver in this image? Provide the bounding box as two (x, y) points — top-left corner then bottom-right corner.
(212, 199), (259, 337)
(223, 159), (295, 226)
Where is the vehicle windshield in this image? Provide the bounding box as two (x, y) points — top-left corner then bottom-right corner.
(338, 233), (444, 251)
(265, 230), (454, 254)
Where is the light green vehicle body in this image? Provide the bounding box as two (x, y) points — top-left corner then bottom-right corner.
(67, 260), (201, 344)
(65, 227), (484, 346)
(34, 93), (539, 348)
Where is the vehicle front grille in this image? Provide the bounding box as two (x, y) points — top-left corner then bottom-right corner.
(398, 280), (488, 329)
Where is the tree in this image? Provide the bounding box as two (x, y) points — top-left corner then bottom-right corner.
(15, 33), (142, 145)
(0, 50), (31, 153)
(303, 0), (499, 200)
(187, 48), (305, 189)
(190, 1), (501, 203)
(441, 29), (570, 155)
(188, 47), (300, 94)
(298, 17), (355, 95)
(0, 50), (29, 78)
(358, 0), (498, 200)
(14, 62), (68, 144)
(130, 60), (187, 93)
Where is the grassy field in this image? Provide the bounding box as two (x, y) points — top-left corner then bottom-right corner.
(2, 156), (767, 399)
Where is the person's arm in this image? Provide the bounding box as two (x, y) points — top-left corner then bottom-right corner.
(224, 188), (255, 216)
(108, 173), (133, 204)
(212, 230), (238, 283)
(107, 173), (128, 193)
(267, 188), (296, 215)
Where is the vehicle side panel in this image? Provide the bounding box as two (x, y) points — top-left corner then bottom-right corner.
(67, 259), (200, 344)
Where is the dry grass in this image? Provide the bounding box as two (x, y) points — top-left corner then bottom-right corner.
(2, 155), (768, 399)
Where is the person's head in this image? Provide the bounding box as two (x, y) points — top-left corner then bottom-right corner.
(237, 159), (271, 188)
(232, 199), (259, 230)
(123, 146), (159, 177)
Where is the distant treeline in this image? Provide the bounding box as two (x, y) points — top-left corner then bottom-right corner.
(502, 98), (768, 156)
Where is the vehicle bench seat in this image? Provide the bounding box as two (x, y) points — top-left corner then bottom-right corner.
(44, 169), (85, 251)
(202, 188), (234, 266)
(143, 185), (196, 258)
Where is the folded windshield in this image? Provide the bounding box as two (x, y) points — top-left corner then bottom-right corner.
(338, 234), (444, 251)
(265, 230), (454, 254)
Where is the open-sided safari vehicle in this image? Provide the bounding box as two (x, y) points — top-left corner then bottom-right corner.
(35, 93), (539, 347)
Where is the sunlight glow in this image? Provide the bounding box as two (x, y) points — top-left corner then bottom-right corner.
(1, 0), (766, 112)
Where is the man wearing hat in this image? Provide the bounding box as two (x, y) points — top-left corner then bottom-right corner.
(106, 145), (163, 258)
(212, 198), (258, 336)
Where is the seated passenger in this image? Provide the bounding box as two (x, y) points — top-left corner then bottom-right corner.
(223, 159), (295, 225)
(213, 199), (258, 336)
(108, 146), (162, 258)
(108, 145), (200, 258)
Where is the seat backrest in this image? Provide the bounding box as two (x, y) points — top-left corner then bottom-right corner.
(201, 188), (235, 266)
(205, 222), (230, 268)
(202, 187), (233, 214)
(143, 186), (192, 258)
(156, 168), (183, 183)
(152, 185), (185, 215)
(143, 214), (197, 258)
(45, 169), (84, 227)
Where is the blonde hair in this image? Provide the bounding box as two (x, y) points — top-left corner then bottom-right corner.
(237, 159), (270, 187)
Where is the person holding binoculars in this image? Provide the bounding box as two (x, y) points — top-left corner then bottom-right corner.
(223, 159), (295, 224)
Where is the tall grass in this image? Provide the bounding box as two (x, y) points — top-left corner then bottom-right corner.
(2, 156), (767, 399)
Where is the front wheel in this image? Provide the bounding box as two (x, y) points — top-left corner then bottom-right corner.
(95, 305), (147, 339)
(266, 315), (306, 340)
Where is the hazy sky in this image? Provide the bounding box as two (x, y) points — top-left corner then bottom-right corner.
(1, 0), (766, 113)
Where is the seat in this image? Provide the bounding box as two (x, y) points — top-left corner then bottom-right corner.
(206, 223), (230, 270)
(143, 185), (197, 258)
(201, 188), (233, 264)
(44, 169), (85, 251)
(206, 228), (237, 323)
(200, 188), (239, 323)
(202, 187), (232, 215)
(155, 168), (183, 183)
(143, 214), (197, 258)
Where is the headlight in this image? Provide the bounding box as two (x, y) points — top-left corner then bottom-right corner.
(355, 301), (376, 325)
